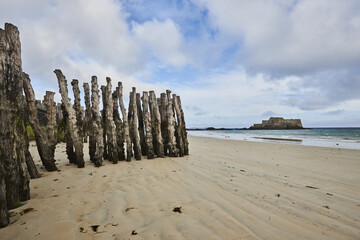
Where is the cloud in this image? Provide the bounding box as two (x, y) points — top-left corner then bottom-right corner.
(262, 111), (278, 117)
(192, 0), (360, 75)
(132, 19), (188, 68)
(322, 109), (345, 115)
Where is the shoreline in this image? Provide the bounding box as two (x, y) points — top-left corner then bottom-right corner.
(188, 130), (360, 150)
(1, 136), (359, 239)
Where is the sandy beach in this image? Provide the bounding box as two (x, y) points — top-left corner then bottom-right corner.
(1, 136), (359, 240)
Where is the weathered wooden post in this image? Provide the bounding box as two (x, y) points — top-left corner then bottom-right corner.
(104, 77), (118, 164)
(136, 93), (146, 156)
(71, 79), (83, 142)
(142, 92), (154, 159)
(23, 72), (59, 172)
(0, 23), (30, 222)
(118, 82), (132, 161)
(149, 91), (164, 157)
(0, 162), (8, 228)
(129, 88), (142, 160)
(54, 69), (84, 168)
(62, 103), (76, 164)
(100, 85), (109, 160)
(172, 94), (184, 156)
(90, 76), (104, 167)
(160, 93), (168, 155)
(24, 131), (41, 179)
(83, 83), (91, 144)
(43, 91), (57, 157)
(166, 90), (178, 157)
(176, 96), (189, 155)
(113, 89), (125, 160)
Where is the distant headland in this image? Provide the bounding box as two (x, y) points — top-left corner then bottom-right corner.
(187, 117), (304, 131)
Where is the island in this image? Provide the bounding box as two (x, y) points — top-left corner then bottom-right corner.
(249, 117), (303, 130)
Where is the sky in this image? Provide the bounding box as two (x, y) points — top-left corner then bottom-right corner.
(1, 0), (360, 128)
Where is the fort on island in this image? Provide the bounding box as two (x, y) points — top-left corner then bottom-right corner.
(250, 117), (303, 130)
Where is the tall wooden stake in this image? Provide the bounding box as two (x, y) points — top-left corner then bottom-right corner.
(90, 76), (104, 167)
(172, 94), (184, 156)
(149, 91), (164, 157)
(54, 69), (84, 168)
(142, 92), (154, 159)
(129, 88), (142, 160)
(113, 89), (125, 161)
(104, 78), (118, 163)
(166, 90), (178, 157)
(0, 24), (30, 223)
(100, 85), (108, 160)
(118, 82), (132, 161)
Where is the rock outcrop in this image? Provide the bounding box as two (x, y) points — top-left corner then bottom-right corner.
(250, 117), (303, 130)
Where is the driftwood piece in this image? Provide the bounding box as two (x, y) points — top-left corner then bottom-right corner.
(23, 73), (58, 171)
(160, 93), (168, 155)
(113, 89), (125, 160)
(90, 76), (104, 166)
(104, 78), (118, 163)
(100, 85), (108, 160)
(83, 83), (91, 143)
(142, 92), (154, 159)
(172, 94), (184, 157)
(176, 96), (189, 155)
(149, 91), (164, 157)
(54, 69), (84, 168)
(130, 88), (142, 160)
(43, 91), (57, 157)
(166, 90), (178, 157)
(118, 82), (132, 161)
(136, 93), (146, 156)
(0, 23), (30, 218)
(71, 79), (83, 141)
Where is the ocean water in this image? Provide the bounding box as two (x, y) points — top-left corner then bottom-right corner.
(188, 128), (360, 149)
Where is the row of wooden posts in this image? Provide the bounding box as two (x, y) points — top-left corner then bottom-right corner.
(0, 23), (188, 228)
(46, 70), (188, 171)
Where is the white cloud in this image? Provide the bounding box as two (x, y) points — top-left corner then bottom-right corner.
(193, 0), (360, 74)
(132, 19), (188, 68)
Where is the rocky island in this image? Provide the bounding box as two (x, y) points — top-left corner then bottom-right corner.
(249, 117), (303, 130)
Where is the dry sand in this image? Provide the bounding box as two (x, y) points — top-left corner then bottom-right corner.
(1, 136), (359, 240)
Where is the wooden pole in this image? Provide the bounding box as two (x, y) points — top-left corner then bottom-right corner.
(90, 76), (104, 167)
(142, 92), (154, 159)
(61, 103), (76, 164)
(166, 90), (178, 157)
(172, 94), (184, 157)
(54, 69), (84, 168)
(160, 93), (168, 155)
(0, 23), (30, 218)
(130, 88), (142, 160)
(137, 93), (146, 156)
(117, 82), (132, 161)
(43, 91), (57, 157)
(83, 83), (91, 145)
(71, 79), (84, 143)
(149, 91), (164, 157)
(23, 73), (58, 171)
(176, 96), (189, 155)
(113, 89), (125, 160)
(0, 162), (8, 228)
(104, 78), (118, 164)
(100, 85), (109, 160)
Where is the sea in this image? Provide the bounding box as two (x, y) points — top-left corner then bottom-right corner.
(188, 128), (360, 150)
